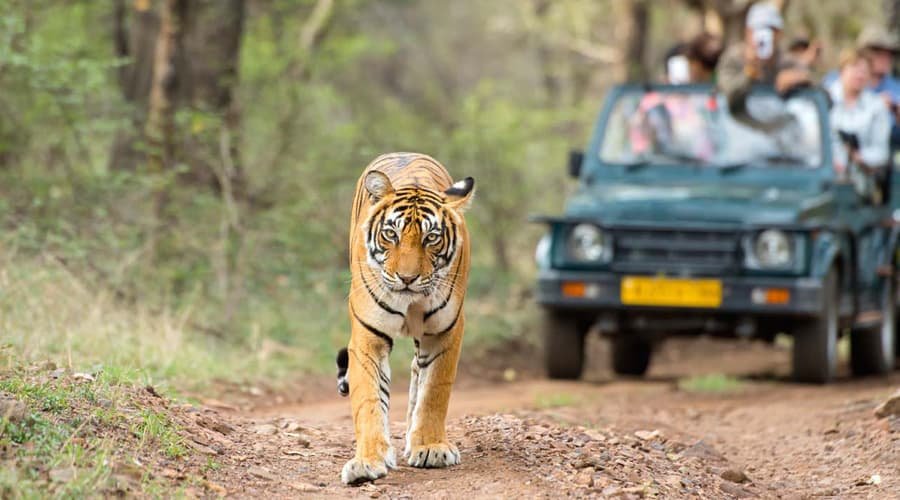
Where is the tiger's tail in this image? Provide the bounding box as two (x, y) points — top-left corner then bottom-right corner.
(336, 348), (349, 396)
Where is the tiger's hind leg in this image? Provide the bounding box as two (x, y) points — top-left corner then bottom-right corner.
(405, 319), (463, 468)
(341, 319), (396, 485)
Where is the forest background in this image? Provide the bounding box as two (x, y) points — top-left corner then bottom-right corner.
(0, 0), (894, 386)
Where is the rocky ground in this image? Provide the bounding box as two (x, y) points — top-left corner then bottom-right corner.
(4, 338), (900, 498)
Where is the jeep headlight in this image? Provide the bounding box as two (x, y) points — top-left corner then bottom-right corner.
(744, 229), (797, 269)
(567, 224), (613, 263)
(535, 233), (551, 269)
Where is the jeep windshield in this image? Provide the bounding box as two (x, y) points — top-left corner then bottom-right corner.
(598, 87), (825, 169)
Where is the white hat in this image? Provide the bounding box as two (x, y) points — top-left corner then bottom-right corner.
(746, 2), (784, 30)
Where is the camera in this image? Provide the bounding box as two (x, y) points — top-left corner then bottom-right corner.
(837, 130), (860, 151)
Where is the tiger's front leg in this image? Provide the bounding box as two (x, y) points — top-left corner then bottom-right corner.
(341, 317), (396, 485)
(404, 319), (463, 468)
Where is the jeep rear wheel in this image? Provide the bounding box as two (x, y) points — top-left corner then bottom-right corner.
(851, 274), (897, 376)
(543, 310), (590, 380)
(611, 335), (652, 376)
(792, 269), (839, 384)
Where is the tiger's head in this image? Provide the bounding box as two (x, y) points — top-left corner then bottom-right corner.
(362, 171), (474, 296)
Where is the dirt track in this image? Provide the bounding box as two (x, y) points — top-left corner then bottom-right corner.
(185, 338), (900, 499)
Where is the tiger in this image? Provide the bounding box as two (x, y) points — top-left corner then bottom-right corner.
(338, 152), (474, 485)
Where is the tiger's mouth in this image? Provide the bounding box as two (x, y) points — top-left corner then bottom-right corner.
(389, 284), (429, 295)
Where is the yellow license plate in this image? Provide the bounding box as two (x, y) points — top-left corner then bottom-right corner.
(620, 276), (722, 308)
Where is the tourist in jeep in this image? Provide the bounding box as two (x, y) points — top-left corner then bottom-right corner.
(827, 49), (892, 201)
(717, 2), (811, 114)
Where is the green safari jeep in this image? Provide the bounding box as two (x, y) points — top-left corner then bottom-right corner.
(534, 84), (899, 384)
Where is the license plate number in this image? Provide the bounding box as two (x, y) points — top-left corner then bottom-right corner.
(620, 277), (722, 308)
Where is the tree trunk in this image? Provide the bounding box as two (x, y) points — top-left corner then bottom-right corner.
(618, 0), (650, 82)
(110, 0), (246, 193)
(179, 0), (246, 192)
(146, 0), (186, 172)
(109, 0), (160, 171)
(532, 0), (562, 104)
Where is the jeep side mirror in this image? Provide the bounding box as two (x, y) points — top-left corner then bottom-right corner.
(568, 150), (584, 178)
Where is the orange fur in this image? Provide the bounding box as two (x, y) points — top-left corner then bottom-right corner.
(341, 153), (473, 485)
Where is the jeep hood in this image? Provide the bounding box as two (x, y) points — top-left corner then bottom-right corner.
(565, 183), (832, 226)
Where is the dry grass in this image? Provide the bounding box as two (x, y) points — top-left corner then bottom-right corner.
(0, 250), (300, 389)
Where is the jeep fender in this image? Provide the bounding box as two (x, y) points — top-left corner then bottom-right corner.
(810, 231), (849, 279)
(810, 230), (856, 315)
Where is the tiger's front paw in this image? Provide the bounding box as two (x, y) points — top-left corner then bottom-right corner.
(340, 447), (395, 485)
(407, 442), (461, 468)
(341, 457), (388, 485)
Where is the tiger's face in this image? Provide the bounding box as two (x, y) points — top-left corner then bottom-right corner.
(362, 171), (474, 296)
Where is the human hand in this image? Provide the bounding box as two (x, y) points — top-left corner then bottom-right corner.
(834, 161), (847, 178)
(775, 67), (811, 94)
(798, 40), (822, 67)
(880, 93), (900, 119)
(743, 43), (763, 79)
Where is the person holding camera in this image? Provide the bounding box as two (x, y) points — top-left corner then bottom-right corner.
(827, 49), (892, 200)
(857, 26), (900, 148)
(717, 2), (812, 109)
(822, 26), (899, 148)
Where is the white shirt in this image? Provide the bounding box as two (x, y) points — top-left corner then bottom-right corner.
(827, 81), (891, 169)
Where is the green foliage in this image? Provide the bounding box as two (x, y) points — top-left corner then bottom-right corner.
(0, 0), (886, 388)
(0, 372), (160, 497)
(535, 392), (578, 409)
(677, 373), (744, 394)
(131, 410), (187, 459)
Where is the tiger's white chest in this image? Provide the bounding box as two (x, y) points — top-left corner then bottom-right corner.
(361, 290), (460, 341)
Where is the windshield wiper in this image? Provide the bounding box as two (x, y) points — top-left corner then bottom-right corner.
(715, 152), (808, 173)
(757, 152), (807, 165)
(619, 150), (708, 171)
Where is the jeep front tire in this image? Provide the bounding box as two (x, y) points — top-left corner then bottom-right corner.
(851, 274), (897, 375)
(792, 268), (840, 384)
(611, 334), (652, 376)
(542, 310), (590, 379)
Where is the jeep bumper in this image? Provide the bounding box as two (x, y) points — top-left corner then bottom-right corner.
(537, 269), (825, 316)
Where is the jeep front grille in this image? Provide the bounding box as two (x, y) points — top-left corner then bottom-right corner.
(611, 228), (741, 275)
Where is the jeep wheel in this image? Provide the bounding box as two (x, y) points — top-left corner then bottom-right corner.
(543, 310), (589, 380)
(851, 274), (897, 375)
(611, 335), (652, 376)
(792, 269), (839, 384)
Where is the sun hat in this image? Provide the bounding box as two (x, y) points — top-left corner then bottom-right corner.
(746, 2), (784, 30)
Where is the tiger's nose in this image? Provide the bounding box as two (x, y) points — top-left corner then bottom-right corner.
(398, 273), (419, 285)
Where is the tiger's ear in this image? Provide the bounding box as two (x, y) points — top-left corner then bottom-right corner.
(444, 177), (475, 213)
(364, 171), (394, 202)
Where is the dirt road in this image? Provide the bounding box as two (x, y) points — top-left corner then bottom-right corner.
(185, 339), (899, 499)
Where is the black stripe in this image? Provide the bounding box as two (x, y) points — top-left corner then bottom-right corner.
(424, 258), (461, 319)
(416, 349), (447, 369)
(424, 306), (460, 336)
(351, 306), (394, 350)
(348, 348), (378, 382)
(358, 260), (405, 317)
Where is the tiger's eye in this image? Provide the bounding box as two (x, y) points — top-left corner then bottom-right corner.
(381, 228), (397, 241)
(424, 233), (440, 244)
